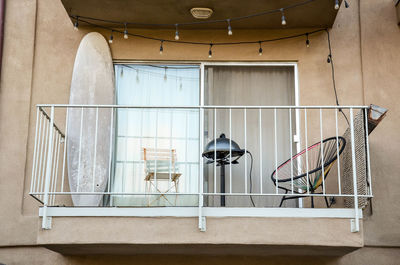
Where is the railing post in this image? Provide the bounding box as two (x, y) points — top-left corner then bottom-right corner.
(349, 108), (360, 232)
(42, 106), (55, 229)
(198, 106), (205, 231)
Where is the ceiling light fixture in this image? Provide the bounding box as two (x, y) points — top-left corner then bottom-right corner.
(190, 7), (213, 19)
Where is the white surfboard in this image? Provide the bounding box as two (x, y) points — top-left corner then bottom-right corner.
(67, 32), (114, 206)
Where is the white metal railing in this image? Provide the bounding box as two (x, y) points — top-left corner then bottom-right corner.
(30, 104), (372, 231)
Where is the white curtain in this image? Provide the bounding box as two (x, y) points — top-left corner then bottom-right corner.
(204, 66), (296, 207)
(111, 65), (200, 206)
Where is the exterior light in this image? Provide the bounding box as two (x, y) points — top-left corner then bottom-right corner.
(280, 9), (287, 26)
(175, 24), (180, 40)
(109, 31), (113, 44)
(334, 0), (340, 10)
(306, 33), (310, 47)
(344, 0), (349, 8)
(74, 16), (79, 31)
(208, 44), (213, 58)
(159, 41), (164, 54)
(123, 23), (128, 39)
(258, 42), (263, 56)
(227, 19), (233, 35)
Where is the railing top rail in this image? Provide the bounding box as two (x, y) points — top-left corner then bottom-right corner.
(37, 104), (369, 109)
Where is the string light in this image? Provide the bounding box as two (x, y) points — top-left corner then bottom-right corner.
(227, 19), (233, 35)
(208, 44), (213, 58)
(306, 33), (310, 47)
(175, 24), (180, 40)
(334, 0), (340, 10)
(258, 42), (263, 56)
(123, 23), (128, 39)
(74, 16), (79, 31)
(109, 30), (113, 44)
(72, 17), (327, 53)
(327, 54), (332, 63)
(159, 40), (164, 54)
(344, 0), (349, 8)
(280, 8), (287, 26)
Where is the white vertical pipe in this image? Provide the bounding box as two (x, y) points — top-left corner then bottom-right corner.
(76, 107), (84, 192)
(108, 108), (114, 206)
(349, 108), (360, 232)
(42, 106), (55, 229)
(60, 108), (69, 193)
(154, 109), (158, 191)
(198, 63), (205, 231)
(33, 111), (43, 194)
(52, 133), (61, 205)
(304, 109), (310, 194)
(123, 108), (129, 193)
(259, 108), (262, 194)
(319, 109), (326, 194)
(169, 110), (173, 189)
(199, 106), (204, 230)
(229, 108), (232, 194)
(335, 109), (341, 195)
(214, 108), (216, 194)
(49, 129), (58, 205)
(40, 117), (50, 200)
(364, 108), (372, 196)
(184, 111), (188, 193)
(244, 108), (247, 194)
(289, 109), (294, 194)
(30, 108), (40, 194)
(274, 108), (278, 194)
(92, 108), (99, 192)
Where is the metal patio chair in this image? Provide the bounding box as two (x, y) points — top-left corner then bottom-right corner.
(271, 136), (346, 208)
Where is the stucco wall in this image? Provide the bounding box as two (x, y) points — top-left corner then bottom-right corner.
(0, 0), (399, 263)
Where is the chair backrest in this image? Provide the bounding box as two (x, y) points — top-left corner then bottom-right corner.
(142, 148), (178, 174)
(271, 136), (346, 193)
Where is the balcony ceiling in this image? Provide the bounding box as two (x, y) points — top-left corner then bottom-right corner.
(61, 0), (341, 29)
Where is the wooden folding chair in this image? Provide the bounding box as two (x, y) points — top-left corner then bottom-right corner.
(143, 148), (181, 206)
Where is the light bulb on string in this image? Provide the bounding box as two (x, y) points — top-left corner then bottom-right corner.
(175, 24), (180, 40)
(327, 54), (332, 63)
(159, 41), (164, 54)
(124, 23), (129, 39)
(208, 44), (213, 58)
(109, 30), (114, 44)
(280, 8), (287, 26)
(334, 0), (340, 10)
(258, 42), (263, 56)
(227, 19), (233, 35)
(344, 0), (349, 8)
(305, 33), (310, 48)
(74, 16), (79, 31)
(136, 69), (140, 83)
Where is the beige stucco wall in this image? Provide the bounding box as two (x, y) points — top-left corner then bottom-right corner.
(0, 0), (399, 263)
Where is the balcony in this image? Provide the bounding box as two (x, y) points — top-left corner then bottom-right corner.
(30, 104), (372, 255)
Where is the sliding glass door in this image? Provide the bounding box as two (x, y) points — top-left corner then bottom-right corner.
(204, 65), (297, 207)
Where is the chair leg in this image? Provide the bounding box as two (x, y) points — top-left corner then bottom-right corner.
(279, 190), (288, 207)
(324, 196), (330, 208)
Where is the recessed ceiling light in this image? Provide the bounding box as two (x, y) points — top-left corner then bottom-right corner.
(190, 7), (213, 19)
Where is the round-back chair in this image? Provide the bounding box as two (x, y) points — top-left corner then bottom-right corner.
(271, 136), (346, 208)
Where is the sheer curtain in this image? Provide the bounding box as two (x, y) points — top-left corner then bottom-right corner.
(204, 66), (296, 207)
(111, 65), (200, 206)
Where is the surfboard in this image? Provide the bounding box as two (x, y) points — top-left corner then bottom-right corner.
(67, 32), (114, 206)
